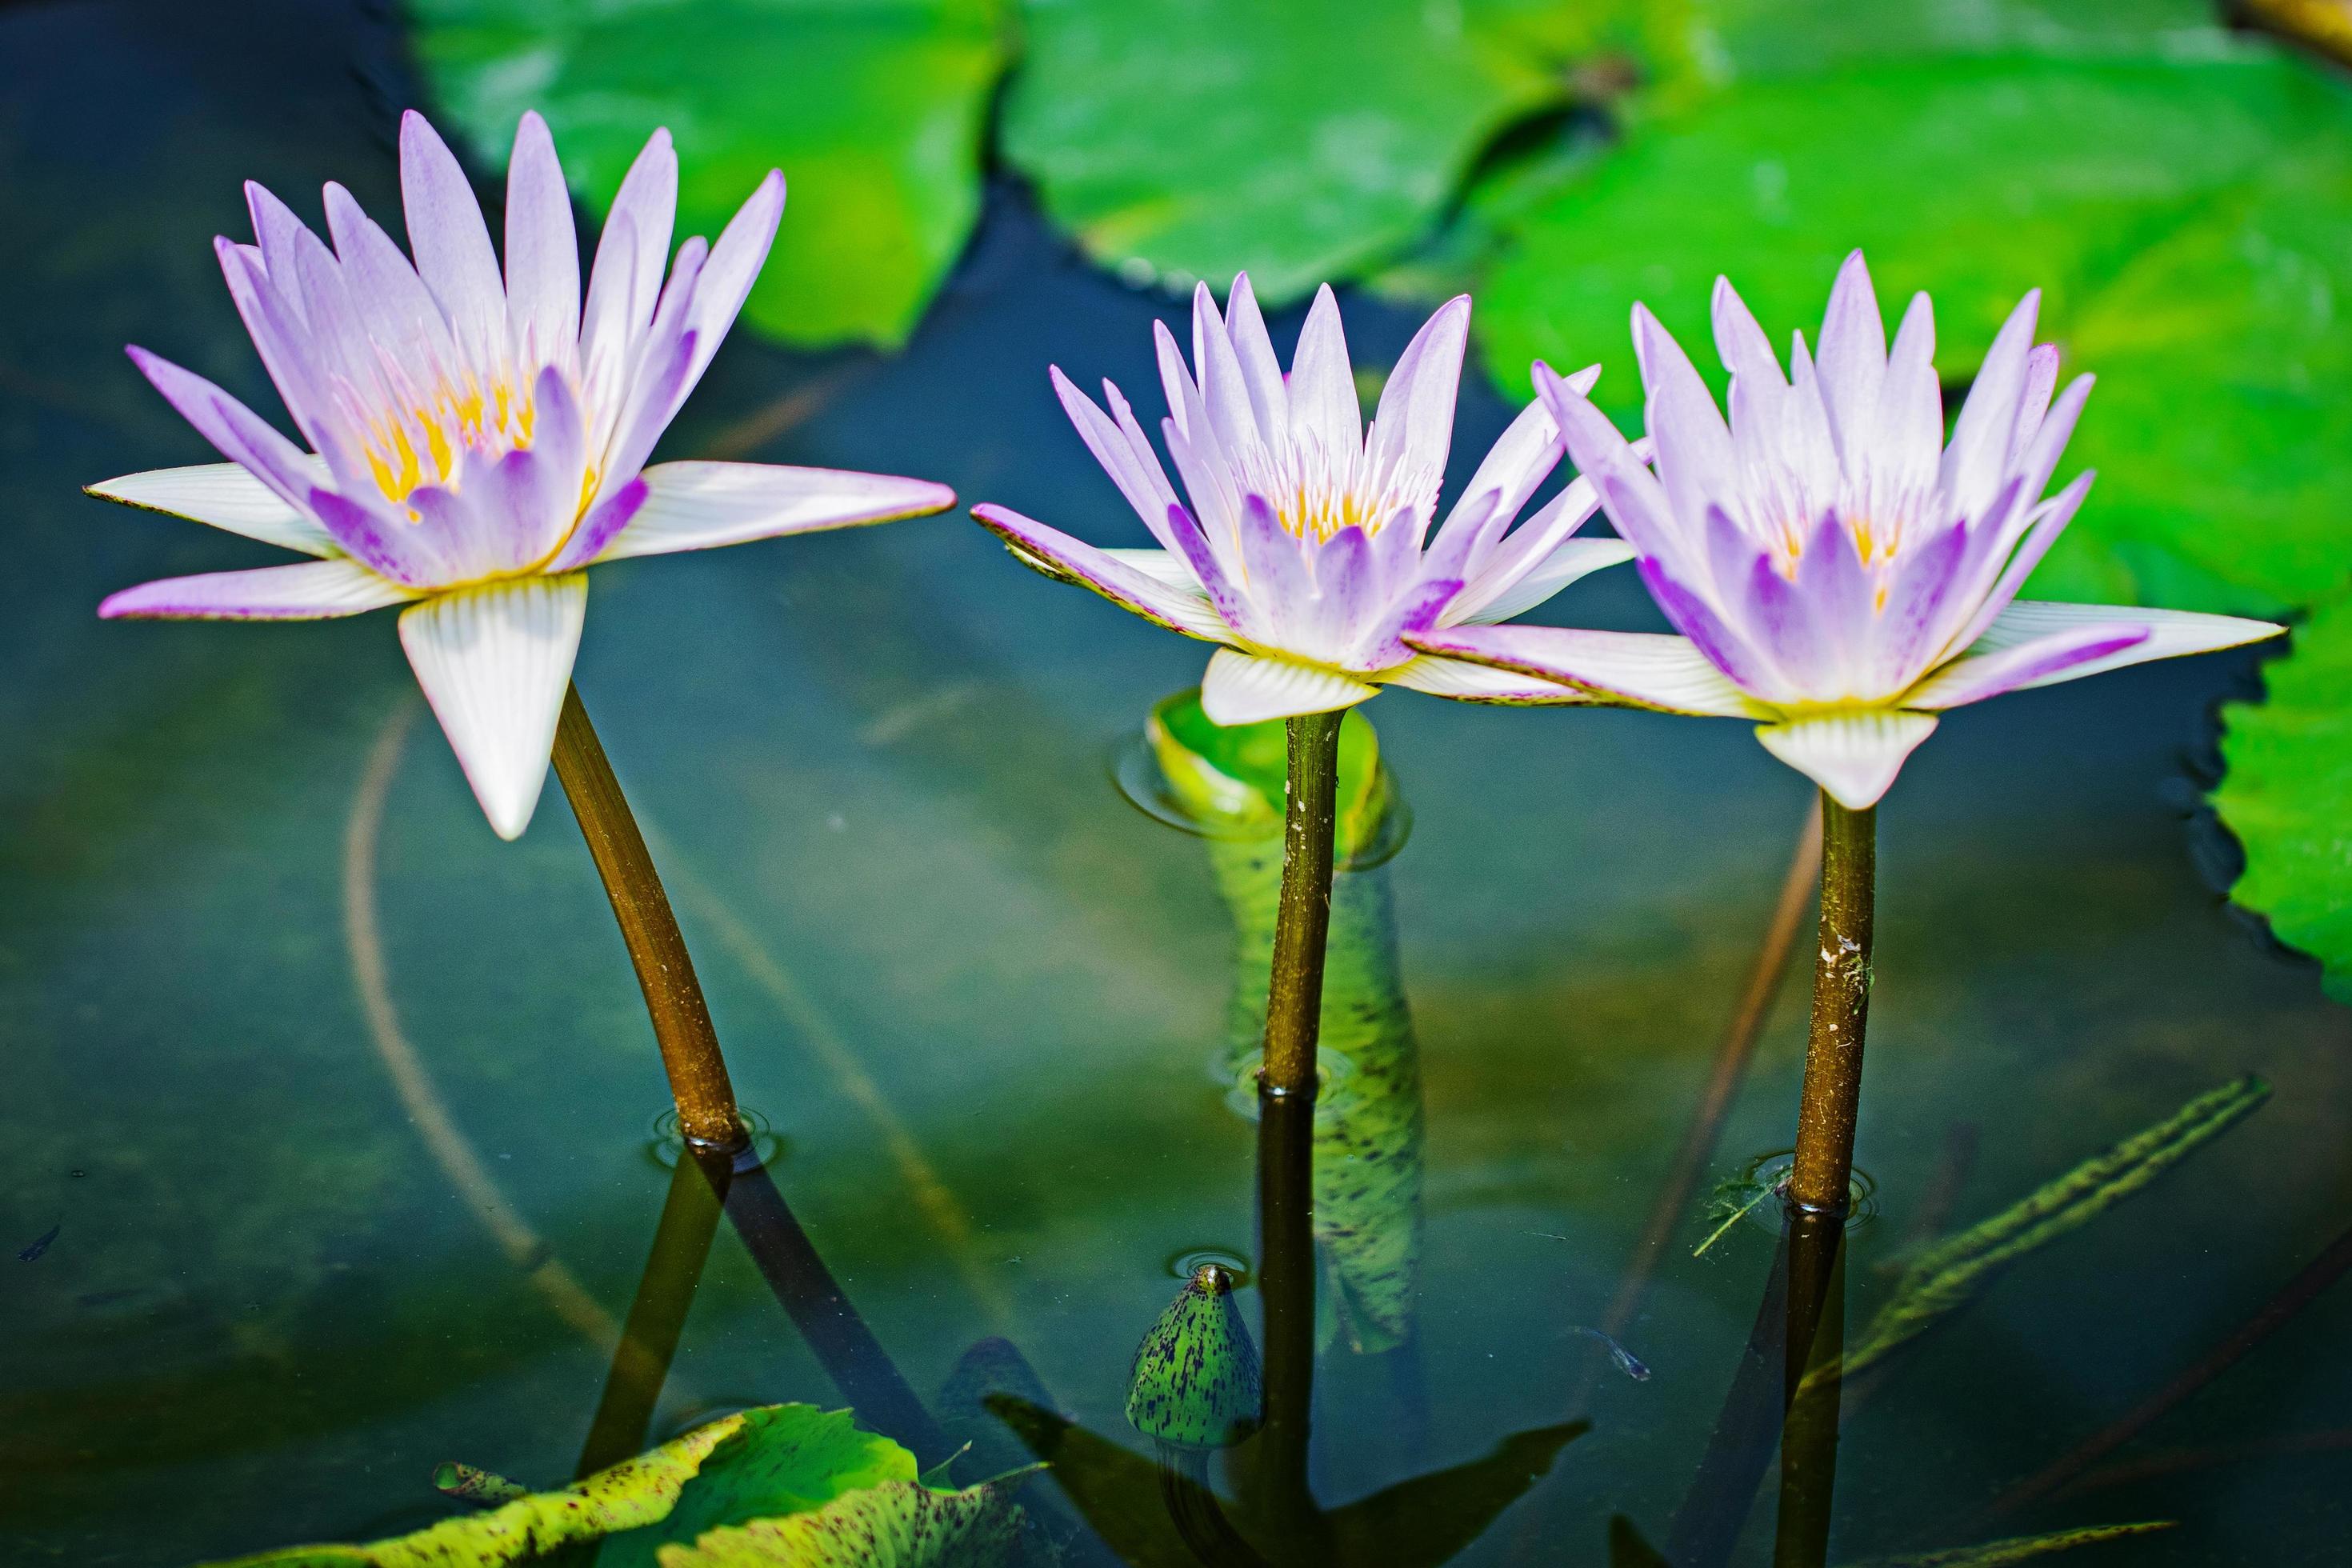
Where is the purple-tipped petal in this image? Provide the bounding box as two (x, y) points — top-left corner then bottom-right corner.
(398, 110), (508, 379)
(1050, 366), (1182, 549)
(1902, 621), (2151, 710)
(87, 461), (337, 556)
(1812, 250), (1886, 458)
(503, 111), (582, 374)
(1353, 575), (1463, 670)
(1878, 291), (1941, 489)
(1222, 274), (1289, 447)
(602, 462), (954, 562)
(675, 168), (784, 393)
(549, 476), (648, 571)
(398, 574), (588, 840)
(1940, 600), (2283, 695)
(1366, 294), (1469, 495)
(1711, 276), (1785, 393)
(1941, 286), (2042, 518)
(1755, 710), (1938, 810)
(1406, 624), (1762, 717)
(125, 346), (332, 524)
(974, 502), (1228, 641)
(99, 558), (414, 620)
(1287, 285), (1361, 458)
(1639, 555), (1782, 698)
(1200, 648), (1378, 726)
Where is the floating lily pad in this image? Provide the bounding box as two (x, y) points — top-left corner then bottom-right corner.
(652, 1479), (1021, 1567)
(2216, 601), (2352, 999)
(1472, 50), (2352, 616)
(410, 0), (1008, 347)
(1001, 0), (1662, 302)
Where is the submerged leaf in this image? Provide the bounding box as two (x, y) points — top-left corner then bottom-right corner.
(1151, 690), (1426, 1353)
(2214, 600), (2352, 999)
(653, 1479), (1022, 1567)
(1822, 1077), (2268, 1386)
(1838, 1520), (2174, 1566)
(1124, 1264), (1263, 1450)
(410, 0), (1009, 347)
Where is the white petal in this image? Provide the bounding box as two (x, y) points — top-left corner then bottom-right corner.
(86, 460), (338, 556)
(596, 461), (955, 562)
(1383, 654), (1592, 705)
(974, 506), (1231, 642)
(1200, 648), (1378, 726)
(1447, 537), (1637, 626)
(1756, 710), (1938, 810)
(1102, 547), (1206, 596)
(1406, 625), (1763, 717)
(398, 575), (588, 840)
(1961, 600), (2284, 689)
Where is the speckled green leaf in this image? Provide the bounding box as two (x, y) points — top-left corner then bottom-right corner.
(1124, 1264), (1262, 1450)
(1150, 691), (1425, 1354)
(653, 1480), (1022, 1567)
(1001, 0), (1667, 302)
(199, 1410), (754, 1566)
(410, 0), (1007, 348)
(2216, 600), (2352, 998)
(1472, 50), (2352, 617)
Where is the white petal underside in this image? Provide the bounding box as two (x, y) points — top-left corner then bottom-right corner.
(88, 460), (339, 557)
(98, 558), (415, 620)
(398, 574), (588, 841)
(1200, 648), (1378, 726)
(1755, 710), (1939, 810)
(1408, 626), (1762, 717)
(1962, 599), (2283, 690)
(1446, 537), (1636, 626)
(1385, 654), (1592, 705)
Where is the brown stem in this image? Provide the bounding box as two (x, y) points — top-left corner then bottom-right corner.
(1788, 796), (1875, 1215)
(1260, 711), (1343, 1098)
(1772, 1211), (1847, 1567)
(550, 684), (746, 1151)
(573, 1147), (731, 1478)
(1978, 1217), (2352, 1526)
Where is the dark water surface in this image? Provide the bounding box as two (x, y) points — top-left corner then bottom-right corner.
(5, 4), (2350, 1564)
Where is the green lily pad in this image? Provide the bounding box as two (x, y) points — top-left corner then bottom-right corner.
(1837, 1521), (2175, 1567)
(652, 1479), (1022, 1567)
(1472, 50), (2352, 616)
(1000, 0), (1662, 302)
(2216, 599), (2352, 999)
(1124, 1263), (1263, 1450)
(410, 0), (1008, 348)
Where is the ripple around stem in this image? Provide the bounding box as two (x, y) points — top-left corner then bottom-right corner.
(645, 1107), (787, 1171)
(1166, 1246), (1254, 1288)
(1106, 728), (1413, 870)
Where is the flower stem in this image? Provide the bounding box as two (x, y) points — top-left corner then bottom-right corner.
(1788, 794), (1876, 1214)
(550, 684), (746, 1152)
(1260, 710), (1344, 1099)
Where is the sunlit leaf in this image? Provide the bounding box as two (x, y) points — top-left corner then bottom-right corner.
(1001, 0), (1666, 302)
(1471, 50), (2352, 616)
(2215, 599), (2352, 998)
(651, 1479), (1022, 1567)
(410, 0), (1008, 348)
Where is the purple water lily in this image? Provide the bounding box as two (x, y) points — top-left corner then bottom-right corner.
(91, 110), (954, 838)
(974, 278), (1635, 726)
(1410, 252), (2282, 807)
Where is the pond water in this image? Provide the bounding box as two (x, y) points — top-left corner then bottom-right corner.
(6, 5), (2351, 1565)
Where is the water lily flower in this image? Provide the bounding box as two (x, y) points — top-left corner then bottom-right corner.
(91, 110), (954, 838)
(1408, 252), (2283, 808)
(973, 277), (1635, 726)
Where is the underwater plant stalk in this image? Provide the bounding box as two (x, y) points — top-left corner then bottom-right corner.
(1788, 796), (1876, 1214)
(1254, 1086), (1322, 1542)
(574, 1146), (731, 1477)
(1260, 711), (1345, 1098)
(1772, 1210), (1847, 1567)
(551, 684), (747, 1152)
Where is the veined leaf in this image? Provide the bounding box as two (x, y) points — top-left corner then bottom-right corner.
(652, 1479), (1022, 1566)
(1837, 1520), (2175, 1566)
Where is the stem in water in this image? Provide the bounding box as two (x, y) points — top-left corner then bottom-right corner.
(1260, 710), (1344, 1099)
(1788, 795), (1876, 1215)
(550, 683), (747, 1152)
